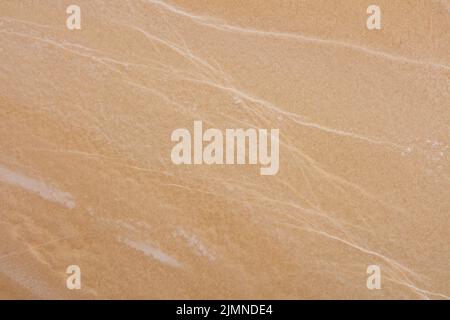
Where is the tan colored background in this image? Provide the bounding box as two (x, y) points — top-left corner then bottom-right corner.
(0, 0), (449, 299)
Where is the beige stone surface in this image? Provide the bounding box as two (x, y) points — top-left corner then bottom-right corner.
(0, 0), (449, 299)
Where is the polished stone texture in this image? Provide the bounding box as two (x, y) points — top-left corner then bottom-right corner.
(0, 0), (449, 299)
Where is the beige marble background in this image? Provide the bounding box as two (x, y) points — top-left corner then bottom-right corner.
(0, 0), (449, 299)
